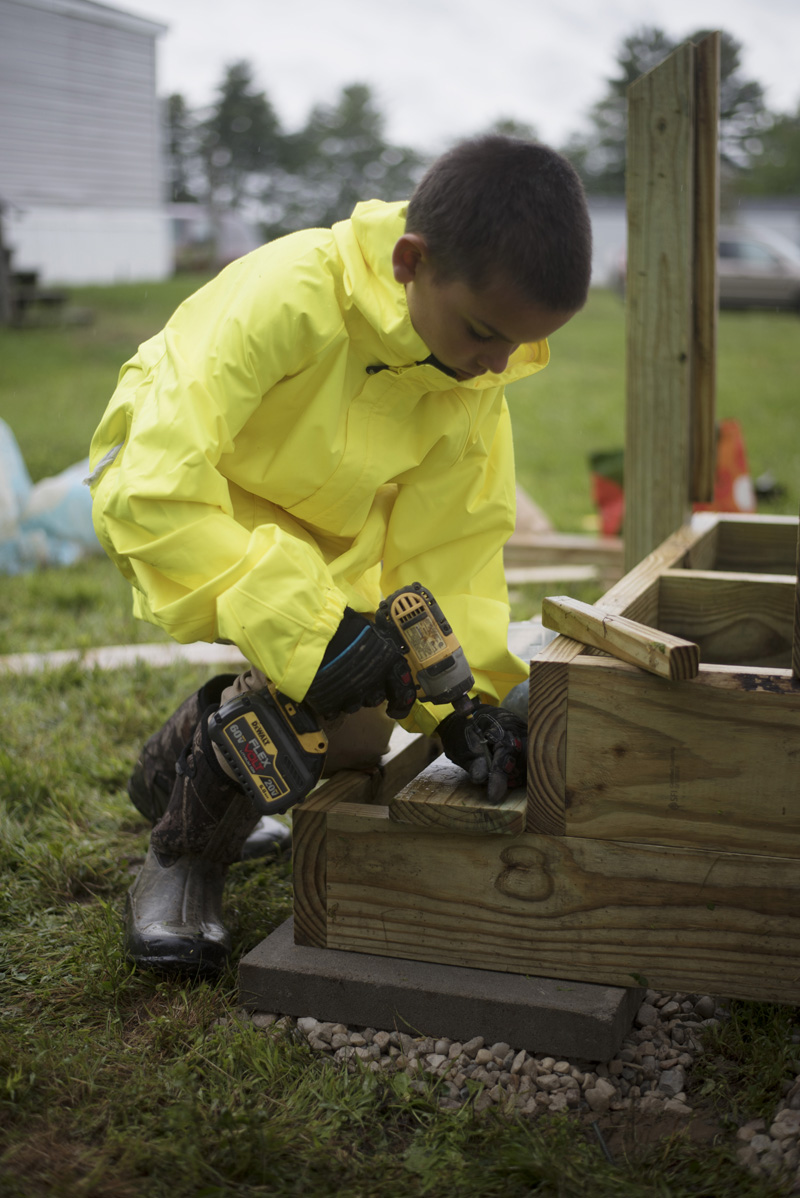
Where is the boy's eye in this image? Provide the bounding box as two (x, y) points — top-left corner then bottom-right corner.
(468, 327), (493, 342)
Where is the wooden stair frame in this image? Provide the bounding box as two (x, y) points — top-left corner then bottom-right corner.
(291, 36), (800, 1005)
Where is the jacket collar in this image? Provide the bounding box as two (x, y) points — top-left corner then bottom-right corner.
(333, 199), (550, 388)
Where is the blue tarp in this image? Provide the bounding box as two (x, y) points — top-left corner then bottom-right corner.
(0, 418), (101, 574)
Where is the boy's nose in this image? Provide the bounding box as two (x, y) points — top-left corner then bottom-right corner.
(477, 346), (516, 374)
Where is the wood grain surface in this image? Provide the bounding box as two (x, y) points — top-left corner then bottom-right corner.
(659, 569), (794, 667)
(324, 805), (800, 1003)
(542, 595), (700, 680)
(389, 756), (526, 834)
(562, 657), (800, 858)
(625, 42), (695, 569)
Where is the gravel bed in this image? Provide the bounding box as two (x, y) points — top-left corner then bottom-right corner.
(237, 989), (800, 1191)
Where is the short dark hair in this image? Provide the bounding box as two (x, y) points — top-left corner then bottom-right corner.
(406, 135), (592, 312)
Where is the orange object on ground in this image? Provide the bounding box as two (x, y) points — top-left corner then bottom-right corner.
(590, 419), (756, 536)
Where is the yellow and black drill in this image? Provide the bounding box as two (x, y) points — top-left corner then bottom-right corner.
(208, 582), (481, 815)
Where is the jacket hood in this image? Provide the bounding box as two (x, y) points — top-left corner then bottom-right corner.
(333, 200), (549, 387)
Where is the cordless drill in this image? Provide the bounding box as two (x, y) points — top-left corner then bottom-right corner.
(373, 582), (478, 717)
(208, 582), (479, 815)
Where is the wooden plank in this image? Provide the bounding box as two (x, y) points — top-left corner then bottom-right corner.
(527, 659), (569, 834)
(542, 594), (699, 680)
(562, 656), (800, 860)
(600, 519), (715, 622)
(292, 729), (439, 946)
(292, 772), (374, 948)
(389, 756), (525, 834)
(659, 569), (795, 667)
(525, 521), (715, 832)
(504, 532), (623, 569)
(714, 515), (799, 574)
(684, 517), (719, 570)
(507, 565), (601, 585)
(324, 806), (800, 1003)
(625, 42), (696, 570)
(373, 728), (441, 803)
(795, 511), (800, 680)
(690, 32), (720, 504)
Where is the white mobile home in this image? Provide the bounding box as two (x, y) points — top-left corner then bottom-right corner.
(0, 0), (169, 284)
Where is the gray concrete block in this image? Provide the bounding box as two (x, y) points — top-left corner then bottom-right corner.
(239, 918), (642, 1061)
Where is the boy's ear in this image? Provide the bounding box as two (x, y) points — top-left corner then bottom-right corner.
(392, 233), (429, 284)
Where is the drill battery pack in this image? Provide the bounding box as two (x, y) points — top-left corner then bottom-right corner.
(208, 685), (328, 816)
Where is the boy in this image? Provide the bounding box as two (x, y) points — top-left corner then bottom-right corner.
(88, 135), (592, 974)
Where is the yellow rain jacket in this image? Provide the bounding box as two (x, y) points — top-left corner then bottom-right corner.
(89, 201), (550, 734)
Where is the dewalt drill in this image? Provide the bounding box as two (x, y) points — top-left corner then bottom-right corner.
(208, 582), (480, 815)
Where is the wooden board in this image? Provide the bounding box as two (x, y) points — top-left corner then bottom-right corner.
(542, 594), (699, 680)
(714, 515), (799, 575)
(293, 729), (439, 947)
(794, 510), (800, 680)
(389, 755), (526, 834)
(625, 42), (695, 570)
(527, 520), (715, 832)
(658, 569), (795, 667)
(562, 656), (800, 859)
(504, 532), (623, 570)
(690, 32), (720, 504)
(323, 804), (800, 1004)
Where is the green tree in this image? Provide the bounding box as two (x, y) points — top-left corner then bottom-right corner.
(565, 27), (771, 194)
(261, 84), (424, 237)
(164, 93), (201, 202)
(483, 117), (539, 141)
(739, 104), (800, 195)
(201, 60), (282, 208)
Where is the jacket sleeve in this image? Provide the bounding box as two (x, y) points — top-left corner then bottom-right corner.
(380, 390), (527, 736)
(89, 245), (349, 699)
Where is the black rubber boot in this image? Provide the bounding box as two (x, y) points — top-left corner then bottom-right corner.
(124, 713), (261, 975)
(127, 674), (237, 823)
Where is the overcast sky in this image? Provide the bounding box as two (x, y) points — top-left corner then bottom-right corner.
(123, 0), (800, 151)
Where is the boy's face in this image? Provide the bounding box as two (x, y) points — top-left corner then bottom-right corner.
(393, 234), (577, 381)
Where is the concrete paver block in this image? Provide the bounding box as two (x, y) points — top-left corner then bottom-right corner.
(239, 918), (642, 1061)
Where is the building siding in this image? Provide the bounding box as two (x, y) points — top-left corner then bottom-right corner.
(0, 0), (165, 209)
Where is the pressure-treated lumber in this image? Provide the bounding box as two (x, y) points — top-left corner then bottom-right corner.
(793, 508), (800, 680)
(293, 729), (439, 947)
(541, 594), (700, 680)
(690, 32), (720, 504)
(658, 569), (795, 667)
(527, 519), (716, 833)
(388, 755), (526, 834)
(714, 515), (799, 574)
(561, 656), (800, 859)
(625, 42), (696, 570)
(322, 802), (800, 1004)
(528, 515), (800, 837)
(503, 533), (624, 570)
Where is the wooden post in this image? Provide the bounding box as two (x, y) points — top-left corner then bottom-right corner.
(624, 42), (696, 571)
(794, 508), (800, 681)
(690, 33), (721, 504)
(624, 35), (721, 570)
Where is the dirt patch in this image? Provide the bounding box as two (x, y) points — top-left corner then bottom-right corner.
(0, 1127), (140, 1198)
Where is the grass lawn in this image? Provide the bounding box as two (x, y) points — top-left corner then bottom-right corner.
(0, 277), (797, 1195)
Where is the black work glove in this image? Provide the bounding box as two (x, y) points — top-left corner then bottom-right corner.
(437, 704), (527, 804)
(306, 607), (417, 720)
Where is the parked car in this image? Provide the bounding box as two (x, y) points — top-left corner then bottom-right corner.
(717, 227), (800, 311)
(611, 226), (800, 311)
